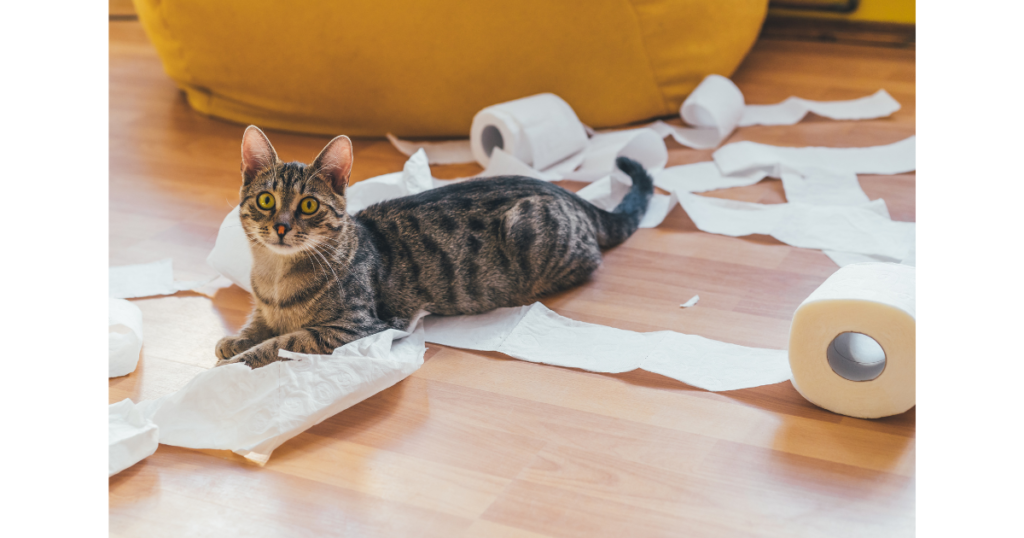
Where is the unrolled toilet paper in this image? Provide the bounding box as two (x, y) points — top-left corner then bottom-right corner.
(788, 262), (915, 419)
(424, 302), (791, 392)
(650, 76), (901, 150)
(390, 78), (901, 166)
(110, 258), (212, 299)
(679, 193), (915, 260)
(713, 136), (916, 177)
(739, 89), (901, 127)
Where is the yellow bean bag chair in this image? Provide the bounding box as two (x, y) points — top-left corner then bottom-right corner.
(134, 0), (767, 137)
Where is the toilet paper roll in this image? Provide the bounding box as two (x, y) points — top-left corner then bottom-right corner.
(109, 297), (144, 378)
(470, 93), (590, 170)
(788, 263), (915, 419)
(651, 74), (745, 150)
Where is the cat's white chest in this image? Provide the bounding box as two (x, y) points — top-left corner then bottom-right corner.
(252, 262), (316, 334)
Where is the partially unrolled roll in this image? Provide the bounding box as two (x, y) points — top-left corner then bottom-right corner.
(649, 75), (744, 150)
(788, 263), (915, 419)
(470, 93), (589, 170)
(110, 297), (144, 378)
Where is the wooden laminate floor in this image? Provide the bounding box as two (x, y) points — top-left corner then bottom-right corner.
(109, 18), (915, 538)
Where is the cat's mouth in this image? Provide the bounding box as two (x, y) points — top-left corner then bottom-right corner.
(262, 237), (300, 255)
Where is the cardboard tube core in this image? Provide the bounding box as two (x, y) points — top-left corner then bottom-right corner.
(481, 125), (504, 157)
(826, 331), (886, 382)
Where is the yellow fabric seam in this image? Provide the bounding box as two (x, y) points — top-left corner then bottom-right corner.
(624, 0), (673, 116)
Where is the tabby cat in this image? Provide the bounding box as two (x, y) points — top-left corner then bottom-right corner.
(215, 126), (653, 367)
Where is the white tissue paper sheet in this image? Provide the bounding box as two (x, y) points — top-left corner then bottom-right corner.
(386, 133), (476, 165)
(136, 325), (426, 465)
(109, 398), (159, 476)
(109, 258), (211, 299)
(739, 89), (901, 127)
(574, 171), (679, 229)
(780, 169), (870, 206)
(649, 75), (900, 149)
(562, 127), (668, 182)
(345, 148), (437, 214)
(207, 208), (255, 293)
(109, 297), (144, 378)
(424, 302), (791, 392)
(679, 193), (915, 260)
(477, 147), (566, 181)
(653, 161), (767, 194)
(713, 136), (916, 177)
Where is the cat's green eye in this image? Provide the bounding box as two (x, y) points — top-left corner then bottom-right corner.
(299, 197), (319, 215)
(257, 192), (275, 210)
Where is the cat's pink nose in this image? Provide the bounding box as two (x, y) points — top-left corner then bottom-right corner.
(275, 223), (290, 237)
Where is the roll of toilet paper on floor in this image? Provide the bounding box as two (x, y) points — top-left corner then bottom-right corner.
(652, 74), (745, 150)
(470, 93), (590, 170)
(788, 262), (915, 419)
(110, 297), (144, 378)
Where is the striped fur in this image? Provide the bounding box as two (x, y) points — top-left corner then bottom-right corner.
(216, 127), (653, 368)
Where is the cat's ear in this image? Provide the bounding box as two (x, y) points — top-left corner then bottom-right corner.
(240, 125), (279, 185)
(311, 135), (353, 195)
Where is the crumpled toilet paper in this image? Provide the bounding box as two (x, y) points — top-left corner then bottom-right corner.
(561, 127), (667, 182)
(109, 298), (144, 378)
(136, 324), (426, 465)
(345, 148), (440, 214)
(109, 398), (159, 476)
(424, 302), (791, 392)
(117, 301), (792, 470)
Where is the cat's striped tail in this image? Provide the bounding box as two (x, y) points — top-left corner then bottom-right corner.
(591, 157), (654, 248)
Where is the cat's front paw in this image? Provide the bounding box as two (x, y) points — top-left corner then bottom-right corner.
(227, 346), (281, 369)
(215, 335), (250, 361)
(214, 355), (244, 368)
